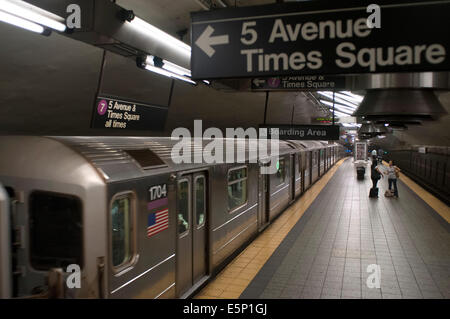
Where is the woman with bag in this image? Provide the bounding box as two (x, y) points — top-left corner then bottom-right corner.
(385, 160), (401, 198)
(370, 156), (383, 198)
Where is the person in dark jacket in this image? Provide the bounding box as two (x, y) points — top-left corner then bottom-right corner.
(371, 156), (383, 190)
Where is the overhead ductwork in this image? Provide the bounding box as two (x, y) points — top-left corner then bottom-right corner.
(353, 89), (447, 123)
(358, 121), (377, 135)
(357, 121), (392, 140)
(387, 122), (408, 130)
(345, 72), (450, 90)
(374, 123), (390, 135)
(26, 0), (191, 70)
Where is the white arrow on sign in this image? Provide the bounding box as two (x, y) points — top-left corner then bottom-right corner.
(253, 78), (266, 87)
(195, 25), (229, 58)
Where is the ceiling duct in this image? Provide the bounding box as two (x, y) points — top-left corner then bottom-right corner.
(28, 0), (191, 70)
(374, 123), (390, 135)
(353, 89), (447, 123)
(358, 121), (377, 135)
(386, 123), (408, 130)
(357, 121), (391, 138)
(345, 72), (450, 90)
(358, 133), (372, 140)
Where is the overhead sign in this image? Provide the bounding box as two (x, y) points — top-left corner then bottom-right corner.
(312, 117), (334, 124)
(91, 96), (167, 130)
(260, 124), (340, 140)
(251, 75), (346, 91)
(191, 1), (450, 79)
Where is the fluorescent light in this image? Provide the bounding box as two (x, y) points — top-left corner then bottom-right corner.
(144, 55), (196, 85)
(203, 80), (210, 85)
(317, 91), (359, 109)
(335, 92), (363, 105)
(0, 9), (43, 33)
(341, 91), (364, 102)
(145, 64), (196, 84)
(162, 59), (191, 77)
(334, 111), (351, 117)
(0, 0), (66, 32)
(320, 100), (354, 114)
(128, 16), (191, 57)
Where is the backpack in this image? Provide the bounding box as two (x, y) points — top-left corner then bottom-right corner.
(385, 190), (394, 197)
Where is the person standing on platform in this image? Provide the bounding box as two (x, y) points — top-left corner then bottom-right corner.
(370, 156), (383, 197)
(384, 160), (401, 198)
(377, 149), (383, 164)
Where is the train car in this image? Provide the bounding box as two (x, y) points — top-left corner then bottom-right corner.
(0, 136), (344, 299)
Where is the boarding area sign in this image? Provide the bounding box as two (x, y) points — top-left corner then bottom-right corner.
(260, 125), (340, 141)
(191, 0), (450, 79)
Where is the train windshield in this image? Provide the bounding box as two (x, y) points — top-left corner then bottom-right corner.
(29, 191), (83, 270)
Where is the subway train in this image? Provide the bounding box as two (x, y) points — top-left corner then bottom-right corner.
(385, 145), (449, 205)
(0, 136), (345, 299)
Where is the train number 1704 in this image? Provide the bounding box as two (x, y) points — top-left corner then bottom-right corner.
(149, 184), (167, 201)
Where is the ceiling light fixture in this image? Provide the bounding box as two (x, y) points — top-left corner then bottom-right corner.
(0, 9), (44, 33)
(317, 91), (359, 109)
(341, 91), (364, 103)
(138, 55), (196, 85)
(320, 100), (354, 114)
(334, 92), (363, 105)
(126, 14), (191, 58)
(160, 58), (191, 77)
(0, 0), (66, 32)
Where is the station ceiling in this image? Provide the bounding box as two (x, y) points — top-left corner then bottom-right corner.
(0, 0), (448, 148)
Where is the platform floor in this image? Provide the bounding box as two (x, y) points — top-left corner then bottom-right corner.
(196, 158), (450, 299)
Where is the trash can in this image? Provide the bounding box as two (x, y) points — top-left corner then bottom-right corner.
(357, 167), (365, 180)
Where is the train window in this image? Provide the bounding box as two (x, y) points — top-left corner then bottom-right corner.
(177, 180), (190, 235)
(29, 191), (82, 271)
(195, 176), (206, 227)
(227, 167), (248, 212)
(274, 159), (286, 186)
(111, 195), (134, 268)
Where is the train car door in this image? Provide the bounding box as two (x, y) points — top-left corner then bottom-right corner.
(257, 171), (269, 231)
(290, 154), (295, 202)
(176, 172), (208, 297)
(0, 184), (12, 298)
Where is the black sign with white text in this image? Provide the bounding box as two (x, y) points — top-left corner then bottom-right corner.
(91, 96), (168, 131)
(191, 0), (450, 79)
(251, 75), (346, 91)
(260, 124), (340, 140)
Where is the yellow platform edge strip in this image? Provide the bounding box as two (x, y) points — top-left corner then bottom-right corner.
(195, 158), (348, 299)
(381, 160), (450, 223)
